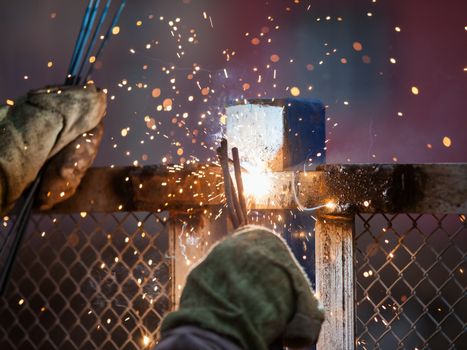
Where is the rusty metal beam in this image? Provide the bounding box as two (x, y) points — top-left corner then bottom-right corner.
(44, 163), (467, 214)
(45, 164), (223, 213)
(318, 163), (467, 214)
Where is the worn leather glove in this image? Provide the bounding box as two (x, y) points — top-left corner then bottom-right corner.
(0, 85), (106, 215)
(36, 121), (104, 210)
(160, 225), (325, 350)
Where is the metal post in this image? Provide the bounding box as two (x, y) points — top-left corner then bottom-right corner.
(315, 215), (355, 350)
(168, 208), (228, 308)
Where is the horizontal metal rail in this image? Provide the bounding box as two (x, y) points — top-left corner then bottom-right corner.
(44, 163), (467, 215)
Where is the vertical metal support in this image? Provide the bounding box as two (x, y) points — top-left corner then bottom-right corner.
(168, 208), (228, 309)
(168, 215), (177, 311)
(315, 215), (355, 350)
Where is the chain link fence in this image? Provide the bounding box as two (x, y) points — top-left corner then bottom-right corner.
(355, 213), (466, 349)
(0, 212), (171, 350)
(0, 185), (465, 349)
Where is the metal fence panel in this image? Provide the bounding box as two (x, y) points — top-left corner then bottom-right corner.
(0, 212), (171, 350)
(355, 213), (466, 349)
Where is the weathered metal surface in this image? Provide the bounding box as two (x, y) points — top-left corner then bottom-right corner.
(245, 170), (324, 209)
(315, 215), (355, 350)
(225, 99), (326, 171)
(226, 103), (285, 171)
(45, 164), (223, 213)
(44, 164), (467, 214)
(318, 163), (467, 214)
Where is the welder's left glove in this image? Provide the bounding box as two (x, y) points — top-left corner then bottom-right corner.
(0, 85), (106, 215)
(36, 120), (104, 210)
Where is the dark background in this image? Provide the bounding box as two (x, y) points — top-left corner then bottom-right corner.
(0, 0), (466, 166)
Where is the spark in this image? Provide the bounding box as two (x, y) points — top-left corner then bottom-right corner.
(290, 86), (300, 96)
(242, 170), (273, 199)
(151, 88), (161, 98)
(270, 54), (280, 62)
(142, 335), (151, 346)
(442, 136), (452, 147)
(353, 42), (363, 51)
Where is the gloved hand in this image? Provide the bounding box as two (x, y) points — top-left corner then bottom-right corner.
(36, 121), (104, 210)
(160, 225), (325, 350)
(0, 85), (106, 215)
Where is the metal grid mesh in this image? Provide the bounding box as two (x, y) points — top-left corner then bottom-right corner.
(355, 213), (466, 349)
(0, 212), (171, 350)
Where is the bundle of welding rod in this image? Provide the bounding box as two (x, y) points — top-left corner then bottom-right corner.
(0, 0), (127, 294)
(217, 138), (249, 229)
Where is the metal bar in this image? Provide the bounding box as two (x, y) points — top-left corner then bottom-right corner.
(217, 139), (239, 229)
(231, 147), (248, 225)
(315, 215), (355, 350)
(0, 177), (40, 294)
(229, 176), (244, 226)
(84, 0), (127, 81)
(66, 0), (95, 79)
(318, 163), (467, 214)
(74, 0), (112, 84)
(70, 0), (101, 81)
(45, 164), (467, 214)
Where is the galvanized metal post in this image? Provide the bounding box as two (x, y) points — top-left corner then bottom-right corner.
(315, 215), (355, 350)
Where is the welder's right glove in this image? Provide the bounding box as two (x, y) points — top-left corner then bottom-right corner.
(160, 225), (325, 350)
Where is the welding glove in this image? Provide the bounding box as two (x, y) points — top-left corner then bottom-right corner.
(0, 85), (106, 215)
(159, 225), (325, 350)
